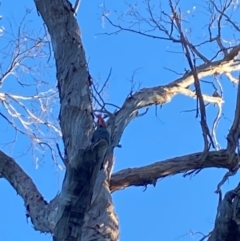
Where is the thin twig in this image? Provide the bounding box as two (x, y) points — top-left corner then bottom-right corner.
(73, 0), (81, 15)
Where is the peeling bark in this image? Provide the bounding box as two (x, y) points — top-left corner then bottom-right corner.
(54, 141), (109, 241)
(208, 183), (240, 241)
(0, 150), (57, 232)
(1, 1), (240, 240)
(110, 149), (237, 192)
(109, 55), (240, 148)
(2, 139), (240, 241)
(33, 0), (119, 240)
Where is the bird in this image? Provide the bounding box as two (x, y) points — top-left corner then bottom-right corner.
(91, 114), (110, 149)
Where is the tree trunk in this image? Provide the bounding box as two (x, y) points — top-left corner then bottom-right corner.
(208, 183), (240, 241)
(33, 0), (119, 240)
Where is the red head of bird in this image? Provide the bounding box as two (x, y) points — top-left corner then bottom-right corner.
(96, 114), (107, 128)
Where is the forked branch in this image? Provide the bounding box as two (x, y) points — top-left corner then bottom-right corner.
(109, 52), (238, 148)
(170, 2), (214, 152)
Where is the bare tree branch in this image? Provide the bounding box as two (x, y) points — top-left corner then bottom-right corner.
(110, 149), (236, 192)
(0, 149), (57, 232)
(225, 73), (239, 84)
(0, 11), (63, 166)
(1, 0), (240, 240)
(73, 0), (81, 14)
(170, 2), (214, 153)
(109, 52), (239, 148)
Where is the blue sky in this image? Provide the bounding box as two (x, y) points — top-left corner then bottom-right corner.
(1, 0), (240, 240)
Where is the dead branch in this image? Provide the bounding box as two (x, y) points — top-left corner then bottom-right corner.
(101, 14), (180, 43)
(0, 11), (63, 166)
(1, 0), (240, 240)
(110, 149), (236, 192)
(90, 69), (116, 116)
(99, 0), (240, 155)
(225, 73), (239, 84)
(170, 1), (214, 153)
(0, 149), (57, 232)
(73, 0), (81, 14)
(211, 102), (222, 151)
(215, 168), (239, 194)
(109, 53), (236, 148)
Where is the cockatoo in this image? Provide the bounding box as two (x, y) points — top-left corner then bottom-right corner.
(91, 114), (110, 149)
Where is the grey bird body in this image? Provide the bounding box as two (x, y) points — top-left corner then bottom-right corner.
(91, 126), (110, 148)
